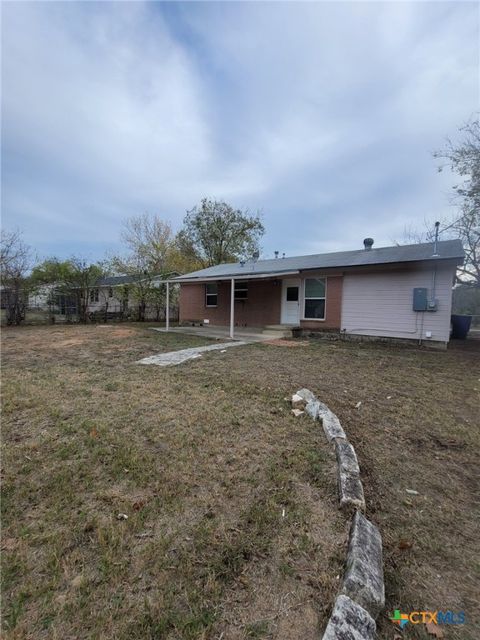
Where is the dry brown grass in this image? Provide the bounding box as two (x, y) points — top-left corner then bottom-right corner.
(1, 324), (345, 640)
(2, 325), (479, 639)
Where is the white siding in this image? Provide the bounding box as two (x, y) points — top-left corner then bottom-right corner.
(341, 265), (456, 343)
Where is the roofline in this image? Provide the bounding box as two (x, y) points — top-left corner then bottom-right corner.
(169, 270), (301, 284)
(171, 253), (463, 283)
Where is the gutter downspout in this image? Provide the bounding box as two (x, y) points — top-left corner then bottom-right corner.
(166, 281), (170, 332)
(230, 278), (235, 339)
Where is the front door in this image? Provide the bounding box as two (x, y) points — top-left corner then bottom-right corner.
(281, 279), (301, 324)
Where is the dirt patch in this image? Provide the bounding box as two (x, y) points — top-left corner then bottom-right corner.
(108, 328), (137, 338)
(54, 337), (87, 347)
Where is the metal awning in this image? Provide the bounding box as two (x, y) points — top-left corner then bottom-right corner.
(168, 270), (300, 284)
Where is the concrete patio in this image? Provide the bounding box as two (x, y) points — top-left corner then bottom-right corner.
(152, 324), (293, 342)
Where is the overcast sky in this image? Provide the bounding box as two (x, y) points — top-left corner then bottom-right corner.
(1, 1), (479, 262)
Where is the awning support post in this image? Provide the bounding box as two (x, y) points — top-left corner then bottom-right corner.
(166, 281), (170, 331)
(230, 278), (235, 339)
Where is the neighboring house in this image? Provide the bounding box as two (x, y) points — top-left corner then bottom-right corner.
(25, 273), (178, 320)
(86, 273), (179, 320)
(171, 238), (464, 346)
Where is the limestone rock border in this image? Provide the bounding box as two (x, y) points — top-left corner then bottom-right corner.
(292, 389), (385, 639)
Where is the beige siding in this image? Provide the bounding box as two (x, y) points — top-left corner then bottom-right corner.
(341, 265), (455, 343)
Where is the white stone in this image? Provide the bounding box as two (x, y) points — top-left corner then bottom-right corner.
(319, 405), (346, 441)
(338, 472), (365, 512)
(296, 388), (316, 404)
(335, 439), (360, 475)
(322, 595), (376, 640)
(291, 393), (306, 409)
(341, 511), (385, 617)
(291, 408), (304, 417)
(305, 400), (320, 419)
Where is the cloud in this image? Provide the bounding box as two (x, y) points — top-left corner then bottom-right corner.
(1, 1), (478, 260)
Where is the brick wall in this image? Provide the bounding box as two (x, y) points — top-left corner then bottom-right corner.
(179, 280), (282, 326)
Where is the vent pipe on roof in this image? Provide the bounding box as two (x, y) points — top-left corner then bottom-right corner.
(432, 221), (440, 256)
(363, 238), (374, 251)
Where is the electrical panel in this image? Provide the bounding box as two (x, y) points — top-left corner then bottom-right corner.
(413, 288), (438, 312)
(412, 288), (428, 311)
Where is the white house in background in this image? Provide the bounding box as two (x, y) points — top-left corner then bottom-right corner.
(26, 273), (177, 320)
(86, 273), (177, 319)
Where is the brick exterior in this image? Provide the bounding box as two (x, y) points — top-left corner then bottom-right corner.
(300, 275), (343, 331)
(179, 275), (343, 330)
(179, 280), (282, 326)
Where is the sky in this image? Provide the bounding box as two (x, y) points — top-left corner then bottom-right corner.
(1, 1), (479, 263)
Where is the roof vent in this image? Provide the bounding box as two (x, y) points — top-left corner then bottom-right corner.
(363, 238), (374, 251)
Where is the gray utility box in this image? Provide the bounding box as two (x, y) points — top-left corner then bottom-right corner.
(413, 288), (438, 312)
(413, 287), (428, 311)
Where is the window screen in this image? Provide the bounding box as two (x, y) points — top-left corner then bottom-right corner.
(234, 282), (248, 300)
(205, 283), (218, 307)
(304, 278), (326, 319)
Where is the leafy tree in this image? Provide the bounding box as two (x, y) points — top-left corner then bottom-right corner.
(177, 198), (265, 267)
(31, 257), (106, 323)
(0, 229), (33, 325)
(120, 212), (201, 274)
(114, 213), (187, 321)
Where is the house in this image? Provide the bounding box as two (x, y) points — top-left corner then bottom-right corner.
(85, 273), (179, 321)
(25, 273), (178, 321)
(170, 238), (464, 347)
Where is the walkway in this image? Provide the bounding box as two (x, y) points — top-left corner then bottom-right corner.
(136, 340), (249, 367)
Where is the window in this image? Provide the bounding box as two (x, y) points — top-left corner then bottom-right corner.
(205, 283), (218, 307)
(234, 282), (248, 300)
(286, 286), (299, 302)
(108, 287), (113, 298)
(90, 288), (99, 303)
(304, 278), (326, 319)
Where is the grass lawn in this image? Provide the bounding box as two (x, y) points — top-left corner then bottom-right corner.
(1, 324), (479, 639)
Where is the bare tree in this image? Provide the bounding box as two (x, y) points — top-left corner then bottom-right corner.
(121, 214), (174, 273)
(398, 120), (480, 287)
(0, 230), (33, 325)
(434, 118), (480, 287)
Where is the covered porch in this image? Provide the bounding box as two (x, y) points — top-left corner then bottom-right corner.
(163, 271), (303, 340)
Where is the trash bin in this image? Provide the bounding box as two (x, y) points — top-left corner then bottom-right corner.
(451, 314), (472, 339)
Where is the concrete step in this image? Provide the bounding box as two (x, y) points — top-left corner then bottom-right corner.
(262, 325), (295, 338)
(263, 324), (295, 330)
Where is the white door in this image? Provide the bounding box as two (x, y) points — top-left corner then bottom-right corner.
(281, 279), (301, 324)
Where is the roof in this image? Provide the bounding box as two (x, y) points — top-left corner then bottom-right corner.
(172, 239), (464, 282)
(97, 272), (179, 286)
(97, 274), (147, 286)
